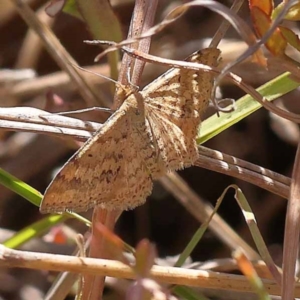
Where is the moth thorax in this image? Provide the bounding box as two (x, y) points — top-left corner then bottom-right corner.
(127, 92), (146, 118)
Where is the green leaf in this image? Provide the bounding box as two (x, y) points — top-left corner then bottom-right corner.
(3, 214), (67, 249)
(76, 0), (122, 82)
(174, 186), (229, 268)
(280, 26), (300, 51)
(199, 72), (300, 144)
(0, 168), (91, 226)
(173, 286), (210, 300)
(0, 168), (42, 207)
(273, 2), (300, 21)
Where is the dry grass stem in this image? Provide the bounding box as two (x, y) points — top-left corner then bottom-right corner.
(281, 138), (300, 299)
(6, 64), (111, 100)
(196, 146), (290, 199)
(160, 173), (260, 260)
(210, 0), (244, 48)
(2, 1), (300, 298)
(10, 0), (102, 107)
(14, 4), (54, 69)
(0, 244), (297, 296)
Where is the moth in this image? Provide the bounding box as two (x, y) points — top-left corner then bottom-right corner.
(40, 48), (220, 213)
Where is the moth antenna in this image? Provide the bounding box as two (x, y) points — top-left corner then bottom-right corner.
(70, 63), (124, 89)
(70, 63), (138, 98)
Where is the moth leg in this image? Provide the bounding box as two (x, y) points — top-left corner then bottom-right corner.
(125, 66), (140, 92)
(132, 115), (164, 178)
(56, 107), (115, 115)
(145, 115), (162, 163)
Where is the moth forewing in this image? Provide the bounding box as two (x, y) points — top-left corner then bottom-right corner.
(142, 48), (221, 174)
(40, 48), (220, 213)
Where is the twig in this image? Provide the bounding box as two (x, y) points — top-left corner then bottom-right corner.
(7, 64), (112, 100)
(14, 4), (54, 69)
(113, 0), (158, 107)
(196, 146), (290, 199)
(0, 107), (100, 140)
(94, 1), (259, 63)
(4, 40), (257, 102)
(85, 1), (159, 299)
(210, 0), (244, 48)
(0, 244), (296, 296)
(282, 138), (300, 298)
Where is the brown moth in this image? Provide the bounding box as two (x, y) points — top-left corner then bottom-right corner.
(40, 48), (220, 213)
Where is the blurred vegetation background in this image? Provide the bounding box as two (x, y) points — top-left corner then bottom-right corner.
(0, 0), (299, 299)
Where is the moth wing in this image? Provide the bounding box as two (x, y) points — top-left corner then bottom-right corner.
(40, 103), (153, 213)
(141, 48), (220, 174)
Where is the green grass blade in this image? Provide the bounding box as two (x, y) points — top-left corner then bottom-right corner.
(199, 72), (300, 144)
(174, 186), (232, 268)
(3, 214), (67, 249)
(232, 185), (281, 285)
(0, 168), (91, 226)
(0, 168), (42, 206)
(76, 0), (122, 82)
(173, 285), (210, 300)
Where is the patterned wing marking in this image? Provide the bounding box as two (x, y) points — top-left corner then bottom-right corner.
(40, 101), (153, 213)
(141, 48), (220, 175)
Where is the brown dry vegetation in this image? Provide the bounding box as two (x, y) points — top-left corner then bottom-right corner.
(1, 0), (300, 299)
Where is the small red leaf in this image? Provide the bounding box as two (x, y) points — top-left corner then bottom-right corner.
(251, 6), (287, 55)
(249, 0), (274, 16)
(134, 239), (156, 278)
(95, 222), (129, 263)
